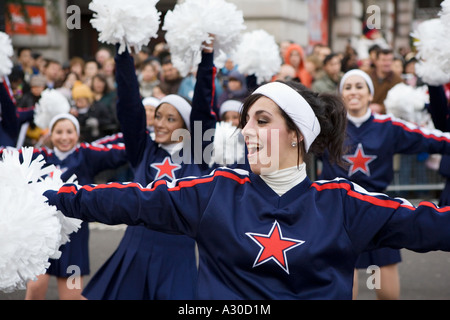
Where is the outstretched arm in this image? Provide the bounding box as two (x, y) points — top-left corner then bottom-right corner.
(115, 46), (153, 168)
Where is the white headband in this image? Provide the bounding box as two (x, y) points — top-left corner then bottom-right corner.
(142, 96), (161, 107)
(219, 99), (243, 118)
(339, 69), (374, 95)
(253, 82), (321, 152)
(49, 113), (80, 135)
(158, 94), (192, 131)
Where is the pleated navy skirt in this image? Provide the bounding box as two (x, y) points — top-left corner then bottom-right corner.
(82, 225), (197, 300)
(47, 221), (90, 277)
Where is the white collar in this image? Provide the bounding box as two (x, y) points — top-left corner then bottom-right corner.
(260, 163), (307, 196)
(54, 146), (77, 160)
(347, 108), (372, 127)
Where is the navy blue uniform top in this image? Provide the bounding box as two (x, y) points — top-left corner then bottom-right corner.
(319, 112), (450, 192)
(0, 80), (19, 147)
(45, 167), (450, 299)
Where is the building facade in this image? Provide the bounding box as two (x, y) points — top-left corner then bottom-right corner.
(4, 0), (445, 64)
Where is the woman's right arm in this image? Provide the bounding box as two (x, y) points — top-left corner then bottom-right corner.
(43, 168), (238, 238)
(115, 46), (153, 167)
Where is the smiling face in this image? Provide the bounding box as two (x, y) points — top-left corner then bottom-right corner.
(241, 96), (300, 175)
(341, 75), (373, 117)
(153, 103), (185, 144)
(50, 119), (79, 152)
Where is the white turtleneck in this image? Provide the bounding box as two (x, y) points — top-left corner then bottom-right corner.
(54, 146), (77, 161)
(260, 163), (307, 196)
(347, 108), (372, 127)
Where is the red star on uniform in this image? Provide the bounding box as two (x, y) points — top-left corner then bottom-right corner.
(246, 221), (305, 274)
(150, 157), (181, 180)
(342, 143), (377, 176)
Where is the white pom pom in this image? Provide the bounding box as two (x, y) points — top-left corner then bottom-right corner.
(89, 0), (161, 54)
(209, 121), (246, 167)
(0, 32), (14, 80)
(411, 18), (450, 85)
(34, 89), (71, 129)
(232, 29), (282, 84)
(439, 0), (450, 28)
(0, 147), (81, 293)
(384, 83), (429, 124)
(162, 0), (246, 77)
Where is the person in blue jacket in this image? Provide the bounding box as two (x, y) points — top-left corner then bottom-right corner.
(0, 111), (127, 300)
(318, 69), (450, 300)
(78, 40), (218, 300)
(0, 78), (19, 147)
(45, 79), (450, 299)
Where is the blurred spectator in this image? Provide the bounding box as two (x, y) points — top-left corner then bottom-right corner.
(15, 47), (39, 85)
(95, 47), (112, 69)
(139, 60), (160, 98)
(217, 57), (238, 90)
(43, 59), (63, 89)
(69, 57), (85, 80)
(217, 70), (248, 108)
(283, 43), (313, 88)
(368, 48), (403, 114)
(101, 57), (116, 90)
(159, 56), (183, 95)
(273, 63), (297, 82)
(312, 53), (343, 94)
(341, 43), (359, 73)
(83, 59), (100, 87)
(91, 73), (119, 133)
(71, 81), (117, 142)
(16, 74), (47, 147)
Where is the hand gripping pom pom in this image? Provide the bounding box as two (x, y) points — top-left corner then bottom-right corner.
(89, 0), (161, 54)
(0, 32), (14, 80)
(162, 0), (246, 77)
(0, 147), (81, 293)
(34, 89), (71, 130)
(232, 29), (282, 84)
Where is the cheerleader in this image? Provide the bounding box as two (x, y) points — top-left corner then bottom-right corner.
(44, 80), (450, 299)
(78, 41), (217, 300)
(318, 69), (450, 300)
(0, 111), (127, 299)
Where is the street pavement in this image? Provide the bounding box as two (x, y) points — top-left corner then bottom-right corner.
(1, 222), (450, 300)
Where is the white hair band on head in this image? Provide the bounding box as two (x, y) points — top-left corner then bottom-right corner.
(49, 113), (80, 136)
(253, 81), (321, 152)
(158, 94), (192, 131)
(219, 99), (243, 118)
(339, 69), (375, 95)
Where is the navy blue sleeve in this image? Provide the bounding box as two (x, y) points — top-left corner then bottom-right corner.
(80, 143), (128, 176)
(427, 85), (450, 132)
(0, 81), (19, 145)
(388, 116), (450, 155)
(115, 46), (152, 168)
(190, 51), (218, 168)
(326, 179), (450, 253)
(43, 171), (225, 238)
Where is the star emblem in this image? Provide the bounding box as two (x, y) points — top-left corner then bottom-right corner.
(246, 221), (305, 274)
(342, 143), (377, 176)
(150, 157), (181, 180)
